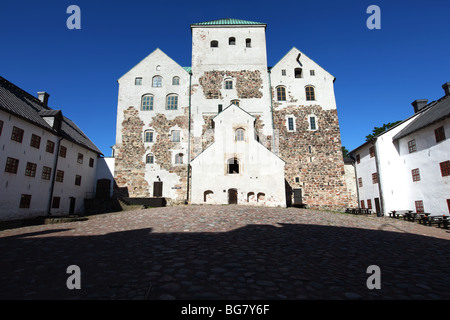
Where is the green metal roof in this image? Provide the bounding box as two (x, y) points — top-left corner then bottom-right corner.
(182, 67), (192, 73)
(191, 18), (266, 26)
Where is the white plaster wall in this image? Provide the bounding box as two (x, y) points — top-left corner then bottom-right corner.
(270, 47), (337, 111)
(352, 143), (380, 210)
(190, 105), (286, 207)
(344, 162), (357, 201)
(0, 110), (98, 220)
(397, 117), (450, 213)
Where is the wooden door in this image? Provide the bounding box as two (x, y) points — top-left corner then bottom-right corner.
(153, 181), (163, 197)
(228, 189), (237, 204)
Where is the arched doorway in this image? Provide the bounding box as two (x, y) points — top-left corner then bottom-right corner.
(228, 188), (238, 204)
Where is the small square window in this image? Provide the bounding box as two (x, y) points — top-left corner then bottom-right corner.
(59, 145), (67, 158)
(412, 168), (421, 182)
(135, 77), (142, 85)
(281, 69), (286, 76)
(56, 170), (64, 182)
(440, 160), (450, 177)
(46, 140), (55, 153)
(295, 177), (300, 183)
(25, 162), (37, 177)
(11, 126), (24, 143)
(435, 126), (446, 143)
(5, 157), (19, 174)
(19, 194), (32, 208)
(372, 172), (378, 184)
(41, 166), (52, 180)
(30, 134), (41, 149)
(408, 139), (416, 153)
(225, 80), (233, 90)
(310, 70), (315, 76)
(77, 153), (83, 164)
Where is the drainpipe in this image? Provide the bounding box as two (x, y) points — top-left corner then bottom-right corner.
(373, 139), (385, 216)
(47, 137), (63, 215)
(185, 70), (192, 204)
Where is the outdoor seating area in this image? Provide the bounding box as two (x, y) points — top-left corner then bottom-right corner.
(388, 210), (450, 229)
(345, 208), (372, 215)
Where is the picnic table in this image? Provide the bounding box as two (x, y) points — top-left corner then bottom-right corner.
(419, 214), (449, 227)
(345, 208), (372, 215)
(388, 210), (413, 219)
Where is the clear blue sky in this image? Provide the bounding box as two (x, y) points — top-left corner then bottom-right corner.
(1, 0), (449, 155)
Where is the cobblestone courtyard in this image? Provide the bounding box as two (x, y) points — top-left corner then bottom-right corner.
(0, 205), (449, 300)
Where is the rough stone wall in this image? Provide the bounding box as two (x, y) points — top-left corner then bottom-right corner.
(148, 109), (190, 203)
(115, 107), (150, 197)
(199, 70), (263, 99)
(273, 104), (355, 211)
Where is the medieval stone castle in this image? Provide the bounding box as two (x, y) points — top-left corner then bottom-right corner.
(113, 18), (354, 210)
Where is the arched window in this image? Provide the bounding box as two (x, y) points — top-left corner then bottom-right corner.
(204, 190), (213, 203)
(236, 128), (245, 141)
(227, 158), (239, 174)
(146, 154), (154, 164)
(276, 86), (286, 101)
(229, 37), (236, 45)
(246, 38), (251, 48)
(230, 99), (240, 107)
(247, 192), (255, 202)
(156, 65), (161, 71)
(211, 40), (218, 48)
(144, 130), (154, 142)
(257, 193), (266, 202)
(305, 86), (315, 101)
(175, 153), (183, 164)
(152, 76), (162, 87)
(166, 94), (178, 110)
(172, 76), (180, 85)
(141, 94), (154, 111)
(295, 68), (303, 78)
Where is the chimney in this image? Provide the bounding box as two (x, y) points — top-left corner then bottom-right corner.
(37, 92), (50, 106)
(442, 82), (450, 96)
(411, 99), (428, 113)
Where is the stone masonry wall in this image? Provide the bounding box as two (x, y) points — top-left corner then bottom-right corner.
(115, 107), (150, 197)
(199, 70), (263, 99)
(273, 104), (356, 211)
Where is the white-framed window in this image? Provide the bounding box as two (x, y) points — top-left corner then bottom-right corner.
(175, 153), (183, 164)
(281, 69), (286, 76)
(236, 128), (245, 141)
(308, 115), (318, 131)
(141, 94), (154, 111)
(144, 130), (154, 142)
(166, 94), (178, 110)
(286, 115), (296, 132)
(172, 76), (180, 85)
(152, 76), (162, 87)
(146, 154), (154, 164)
(135, 77), (142, 85)
(225, 80), (233, 89)
(171, 130), (181, 142)
(276, 86), (286, 101)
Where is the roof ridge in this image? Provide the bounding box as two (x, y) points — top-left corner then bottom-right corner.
(191, 18), (266, 26)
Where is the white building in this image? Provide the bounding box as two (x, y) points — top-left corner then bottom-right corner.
(350, 82), (450, 215)
(0, 76), (103, 221)
(113, 18), (354, 210)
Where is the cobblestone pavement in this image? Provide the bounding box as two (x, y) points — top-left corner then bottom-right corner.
(0, 205), (449, 300)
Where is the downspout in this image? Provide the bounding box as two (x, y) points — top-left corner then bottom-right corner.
(185, 70), (192, 204)
(47, 136), (63, 215)
(373, 139), (385, 216)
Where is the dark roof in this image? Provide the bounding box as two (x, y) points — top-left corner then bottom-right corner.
(393, 95), (450, 140)
(0, 76), (102, 155)
(191, 18), (266, 26)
